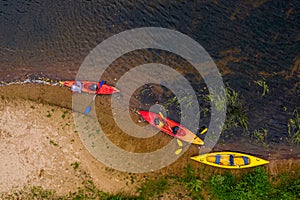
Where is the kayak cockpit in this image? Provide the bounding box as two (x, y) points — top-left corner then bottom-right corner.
(206, 154), (250, 166)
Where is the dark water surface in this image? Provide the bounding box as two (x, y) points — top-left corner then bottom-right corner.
(0, 1), (299, 149)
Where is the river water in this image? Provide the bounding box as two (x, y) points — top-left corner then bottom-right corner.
(0, 0), (299, 151)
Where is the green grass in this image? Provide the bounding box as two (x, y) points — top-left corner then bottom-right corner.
(62, 111), (68, 119)
(1, 186), (57, 200)
(137, 177), (169, 199)
(209, 167), (300, 200)
(1, 167), (299, 200)
(179, 164), (203, 199)
(269, 171), (300, 199)
(209, 167), (270, 200)
(71, 161), (80, 170)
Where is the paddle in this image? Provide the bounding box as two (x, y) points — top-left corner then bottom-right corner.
(158, 112), (185, 154)
(175, 139), (183, 155)
(84, 80), (104, 115)
(158, 112), (173, 133)
(199, 126), (208, 135)
(196, 126), (208, 138)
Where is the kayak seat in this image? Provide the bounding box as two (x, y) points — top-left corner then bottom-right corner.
(89, 84), (98, 91)
(230, 155), (234, 166)
(215, 154), (221, 165)
(154, 118), (164, 128)
(172, 126), (180, 134)
(154, 118), (160, 126)
(243, 156), (249, 165)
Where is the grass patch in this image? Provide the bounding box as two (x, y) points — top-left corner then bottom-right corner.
(71, 161), (80, 170)
(46, 111), (51, 118)
(179, 164), (203, 199)
(1, 168), (299, 200)
(137, 177), (169, 199)
(1, 186), (57, 199)
(62, 111), (67, 119)
(210, 167), (271, 200)
(270, 171), (300, 199)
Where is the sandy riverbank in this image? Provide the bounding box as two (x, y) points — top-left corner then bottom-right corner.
(0, 83), (299, 195)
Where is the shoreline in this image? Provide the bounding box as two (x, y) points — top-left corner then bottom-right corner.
(0, 83), (299, 195)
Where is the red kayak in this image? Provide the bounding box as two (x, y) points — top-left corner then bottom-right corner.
(60, 80), (120, 95)
(138, 110), (204, 145)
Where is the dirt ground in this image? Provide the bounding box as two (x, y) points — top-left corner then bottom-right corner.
(0, 83), (299, 196)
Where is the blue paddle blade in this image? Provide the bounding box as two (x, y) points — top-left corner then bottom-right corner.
(84, 106), (91, 115)
(99, 80), (104, 87)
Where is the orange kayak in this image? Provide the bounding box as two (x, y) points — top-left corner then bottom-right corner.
(138, 110), (204, 145)
(60, 80), (120, 94)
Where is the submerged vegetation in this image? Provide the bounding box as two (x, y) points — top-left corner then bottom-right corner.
(159, 84), (249, 134)
(254, 79), (270, 97)
(252, 128), (269, 147)
(1, 166), (299, 200)
(223, 86), (248, 131)
(288, 109), (300, 145)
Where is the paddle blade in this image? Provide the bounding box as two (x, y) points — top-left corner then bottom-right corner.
(175, 148), (183, 155)
(159, 112), (165, 119)
(99, 80), (104, 87)
(177, 139), (183, 147)
(84, 106), (91, 115)
(200, 127), (208, 135)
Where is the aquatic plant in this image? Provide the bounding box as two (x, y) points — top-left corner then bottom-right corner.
(223, 86), (249, 131)
(288, 109), (300, 145)
(253, 128), (269, 147)
(254, 79), (269, 97)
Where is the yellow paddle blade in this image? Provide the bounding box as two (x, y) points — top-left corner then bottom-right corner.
(177, 139), (183, 147)
(59, 81), (64, 85)
(159, 112), (165, 119)
(175, 148), (182, 155)
(200, 127), (208, 135)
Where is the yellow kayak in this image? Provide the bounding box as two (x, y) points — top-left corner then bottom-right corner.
(190, 152), (269, 169)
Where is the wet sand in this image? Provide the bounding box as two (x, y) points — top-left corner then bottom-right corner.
(0, 83), (299, 195)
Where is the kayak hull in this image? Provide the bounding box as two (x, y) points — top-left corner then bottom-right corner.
(138, 110), (204, 145)
(191, 152), (269, 169)
(60, 81), (120, 94)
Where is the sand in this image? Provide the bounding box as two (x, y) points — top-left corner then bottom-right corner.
(0, 83), (299, 196)
(0, 96), (143, 195)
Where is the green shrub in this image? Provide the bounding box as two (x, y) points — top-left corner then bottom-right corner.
(210, 167), (270, 200)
